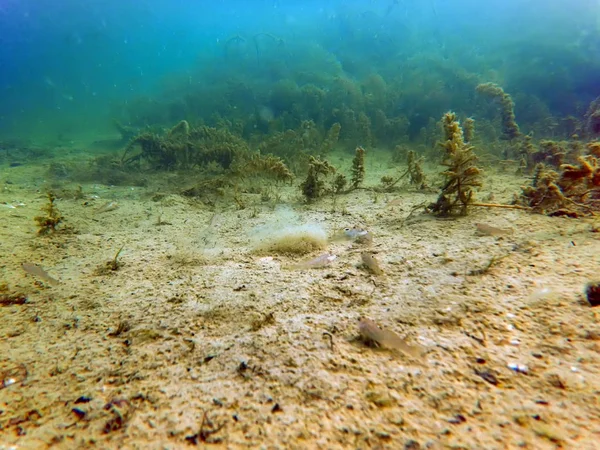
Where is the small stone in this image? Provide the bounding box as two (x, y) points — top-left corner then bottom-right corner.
(546, 373), (566, 389)
(585, 282), (600, 307)
(404, 440), (421, 450)
(365, 388), (393, 407)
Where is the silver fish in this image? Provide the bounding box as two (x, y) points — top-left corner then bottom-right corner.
(288, 253), (337, 270)
(22, 263), (60, 285)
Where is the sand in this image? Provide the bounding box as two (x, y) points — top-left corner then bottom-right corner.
(1, 152), (599, 449)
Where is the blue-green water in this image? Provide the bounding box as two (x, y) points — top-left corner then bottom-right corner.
(0, 0), (599, 143)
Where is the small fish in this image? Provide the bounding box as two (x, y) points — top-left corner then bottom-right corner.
(22, 263), (60, 285)
(331, 228), (373, 244)
(358, 318), (424, 360)
(361, 252), (383, 275)
(95, 201), (119, 214)
(288, 253), (337, 270)
(1, 202), (25, 209)
(475, 223), (514, 237)
(385, 198), (402, 208)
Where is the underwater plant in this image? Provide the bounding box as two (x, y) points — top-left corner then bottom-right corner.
(122, 121), (249, 171)
(476, 82), (521, 141)
(584, 96), (600, 137)
(300, 156), (336, 201)
(320, 123), (341, 154)
(407, 150), (427, 189)
(237, 153), (294, 184)
(463, 117), (475, 143)
(350, 146), (366, 189)
(34, 191), (63, 235)
(519, 155), (600, 216)
(518, 134), (536, 173)
(428, 112), (482, 216)
(113, 120), (138, 143)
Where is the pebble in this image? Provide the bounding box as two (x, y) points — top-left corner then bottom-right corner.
(584, 281), (600, 307)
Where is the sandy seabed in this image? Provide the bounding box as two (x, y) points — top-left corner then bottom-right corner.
(1, 153), (599, 450)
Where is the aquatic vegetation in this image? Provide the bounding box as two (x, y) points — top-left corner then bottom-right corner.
(122, 121), (249, 171)
(321, 122), (341, 154)
(518, 134), (536, 173)
(34, 191), (63, 235)
(257, 121), (340, 163)
(332, 173), (348, 194)
(532, 139), (583, 169)
(237, 153), (294, 184)
(300, 155), (336, 201)
(112, 119), (138, 143)
(584, 96), (600, 137)
(476, 82), (521, 141)
(379, 149), (426, 192)
(350, 146), (366, 188)
(407, 150), (426, 188)
(428, 112), (482, 216)
(95, 246), (125, 275)
(519, 154), (600, 216)
(588, 141), (600, 158)
(463, 117), (475, 143)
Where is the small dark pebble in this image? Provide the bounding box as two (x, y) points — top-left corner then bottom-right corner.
(535, 399), (549, 405)
(585, 281), (600, 307)
(75, 396), (92, 404)
(71, 408), (86, 419)
(447, 414), (467, 424)
(236, 361), (248, 373)
(185, 434), (200, 445)
(476, 357), (486, 364)
(404, 440), (421, 450)
(271, 403), (282, 413)
(475, 369), (498, 386)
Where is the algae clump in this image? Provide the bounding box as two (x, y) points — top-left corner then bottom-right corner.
(34, 192), (63, 235)
(429, 112), (482, 216)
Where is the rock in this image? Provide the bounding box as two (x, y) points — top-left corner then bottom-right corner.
(585, 281), (600, 307)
